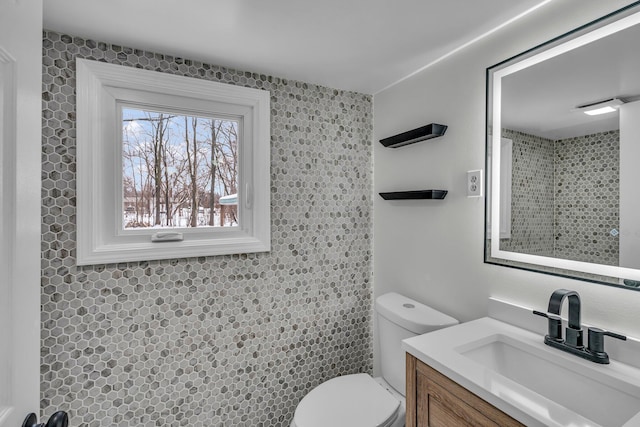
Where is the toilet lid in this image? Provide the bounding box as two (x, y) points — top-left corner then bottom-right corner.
(294, 374), (400, 427)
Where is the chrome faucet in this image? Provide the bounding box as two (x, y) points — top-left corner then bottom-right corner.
(534, 289), (626, 364)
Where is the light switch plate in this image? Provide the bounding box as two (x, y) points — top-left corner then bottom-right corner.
(467, 170), (483, 197)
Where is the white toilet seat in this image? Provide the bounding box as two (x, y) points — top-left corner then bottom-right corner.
(292, 373), (401, 427)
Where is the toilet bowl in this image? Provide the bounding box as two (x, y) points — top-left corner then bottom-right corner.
(290, 374), (404, 427)
(290, 292), (458, 427)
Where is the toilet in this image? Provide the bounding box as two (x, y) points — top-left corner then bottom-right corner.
(291, 292), (458, 427)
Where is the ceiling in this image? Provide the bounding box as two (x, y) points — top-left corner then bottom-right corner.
(43, 0), (551, 94)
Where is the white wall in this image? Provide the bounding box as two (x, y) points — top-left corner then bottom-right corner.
(373, 0), (639, 373)
(619, 101), (640, 270)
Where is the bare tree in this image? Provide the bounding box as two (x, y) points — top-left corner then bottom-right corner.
(123, 110), (239, 229)
(151, 113), (168, 225)
(122, 129), (142, 224)
(207, 119), (223, 226)
(184, 116), (199, 227)
(124, 112), (175, 226)
(214, 121), (238, 224)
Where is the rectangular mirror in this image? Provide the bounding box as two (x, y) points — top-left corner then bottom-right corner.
(485, 1), (640, 289)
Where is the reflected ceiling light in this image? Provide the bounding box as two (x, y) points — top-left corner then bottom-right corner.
(575, 98), (625, 116)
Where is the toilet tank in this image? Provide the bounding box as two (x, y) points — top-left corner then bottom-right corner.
(375, 292), (458, 396)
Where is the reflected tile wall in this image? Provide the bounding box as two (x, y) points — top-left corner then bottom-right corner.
(41, 31), (373, 427)
(555, 130), (619, 265)
(502, 128), (619, 266)
(500, 129), (555, 256)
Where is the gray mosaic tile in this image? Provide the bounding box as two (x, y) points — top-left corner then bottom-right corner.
(42, 30), (373, 427)
(500, 129), (555, 256)
(555, 130), (619, 265)
(497, 128), (619, 266)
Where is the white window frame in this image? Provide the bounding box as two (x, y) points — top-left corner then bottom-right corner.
(487, 136), (512, 239)
(76, 59), (270, 265)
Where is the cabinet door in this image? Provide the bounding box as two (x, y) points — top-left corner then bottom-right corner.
(417, 371), (499, 427)
(407, 355), (524, 427)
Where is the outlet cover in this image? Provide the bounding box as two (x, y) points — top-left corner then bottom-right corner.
(467, 170), (483, 197)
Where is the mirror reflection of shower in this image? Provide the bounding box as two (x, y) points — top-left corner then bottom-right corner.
(500, 97), (640, 270)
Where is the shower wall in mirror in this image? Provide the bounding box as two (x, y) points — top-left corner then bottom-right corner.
(485, 1), (640, 289)
(502, 128), (620, 266)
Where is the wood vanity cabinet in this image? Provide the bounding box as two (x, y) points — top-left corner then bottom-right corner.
(406, 354), (525, 427)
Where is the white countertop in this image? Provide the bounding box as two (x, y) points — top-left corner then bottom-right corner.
(403, 317), (640, 427)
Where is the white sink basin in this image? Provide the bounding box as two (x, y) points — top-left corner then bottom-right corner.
(458, 333), (640, 427)
(402, 317), (640, 427)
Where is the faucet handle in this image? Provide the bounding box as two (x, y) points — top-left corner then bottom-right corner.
(533, 310), (563, 342)
(587, 327), (626, 355)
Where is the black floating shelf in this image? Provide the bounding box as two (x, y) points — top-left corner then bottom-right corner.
(379, 123), (447, 148)
(379, 190), (448, 200)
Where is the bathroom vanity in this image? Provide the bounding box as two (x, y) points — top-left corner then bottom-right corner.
(406, 354), (523, 426)
(402, 298), (640, 427)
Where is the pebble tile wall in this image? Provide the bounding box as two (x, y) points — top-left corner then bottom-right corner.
(490, 129), (619, 280)
(555, 130), (619, 265)
(41, 31), (373, 427)
(500, 129), (555, 257)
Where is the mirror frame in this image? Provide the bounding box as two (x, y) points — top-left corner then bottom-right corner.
(485, 1), (640, 289)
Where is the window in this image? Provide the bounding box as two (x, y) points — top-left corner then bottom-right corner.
(121, 108), (239, 229)
(76, 59), (270, 265)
